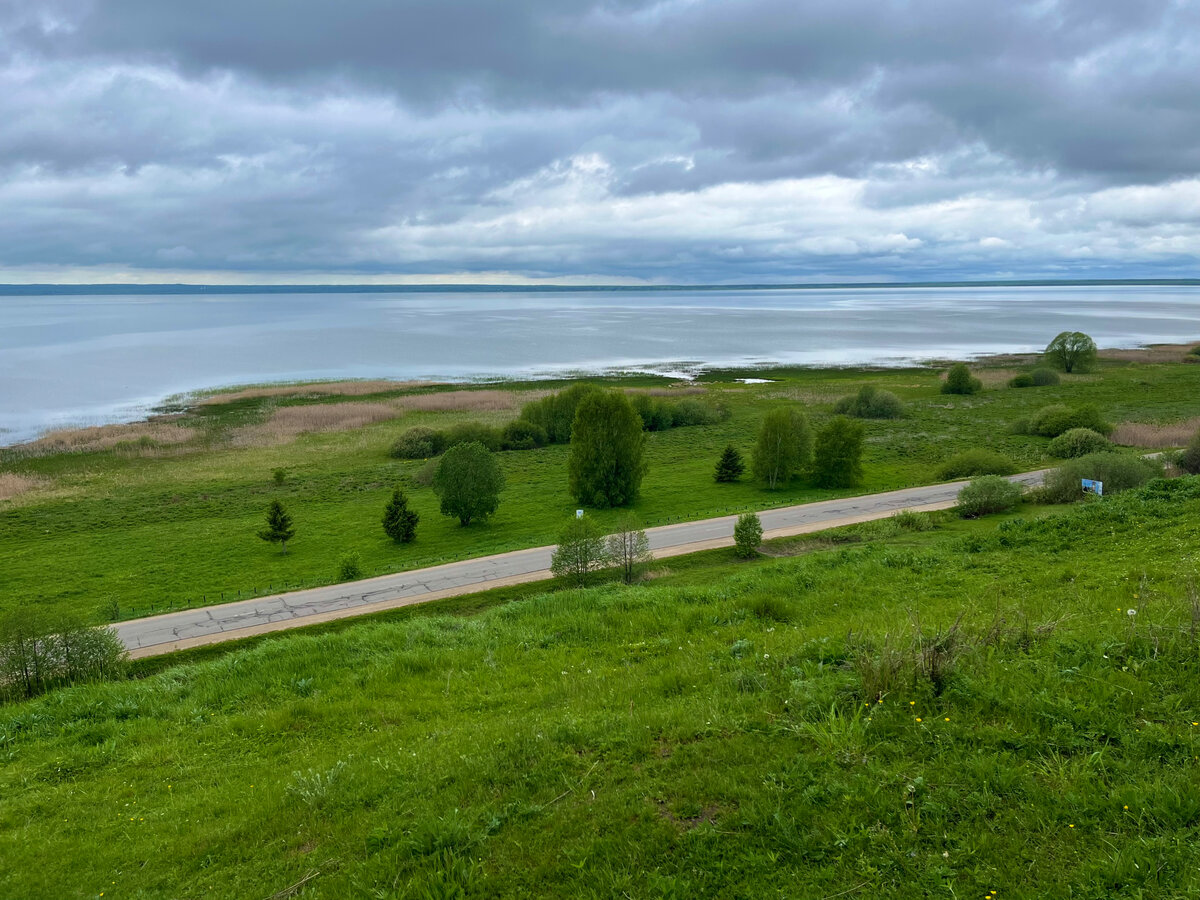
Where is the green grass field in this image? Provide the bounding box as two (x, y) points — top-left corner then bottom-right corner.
(4, 478), (1200, 897)
(2, 354), (1199, 624)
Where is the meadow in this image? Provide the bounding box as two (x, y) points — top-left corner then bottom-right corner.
(3, 350), (1200, 624)
(3, 478), (1200, 897)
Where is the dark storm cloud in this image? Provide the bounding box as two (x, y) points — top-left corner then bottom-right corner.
(0, 0), (1197, 281)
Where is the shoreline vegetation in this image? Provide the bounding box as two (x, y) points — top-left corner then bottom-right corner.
(2, 336), (1199, 628)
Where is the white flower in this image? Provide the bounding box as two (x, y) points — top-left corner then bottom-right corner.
(1127, 608), (1137, 616)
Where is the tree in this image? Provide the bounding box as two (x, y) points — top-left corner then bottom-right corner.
(941, 363), (982, 395)
(433, 441), (504, 526)
(733, 512), (763, 559)
(1044, 331), (1098, 373)
(751, 407), (812, 489)
(567, 391), (647, 507)
(812, 416), (865, 488)
(606, 512), (652, 584)
(550, 514), (610, 587)
(713, 444), (745, 482)
(381, 487), (419, 543)
(258, 499), (295, 553)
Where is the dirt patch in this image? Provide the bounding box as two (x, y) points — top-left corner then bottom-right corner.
(1111, 418), (1200, 448)
(655, 800), (720, 831)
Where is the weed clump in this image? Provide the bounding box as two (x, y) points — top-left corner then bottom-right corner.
(956, 475), (1023, 518)
(936, 449), (1018, 480)
(1048, 428), (1110, 458)
(833, 385), (905, 419)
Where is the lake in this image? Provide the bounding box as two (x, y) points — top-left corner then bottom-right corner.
(3, 284), (1199, 444)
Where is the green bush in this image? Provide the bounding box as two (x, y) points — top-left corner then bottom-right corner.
(812, 416), (865, 488)
(1178, 428), (1200, 474)
(500, 419), (548, 451)
(833, 385), (904, 419)
(956, 475), (1023, 518)
(568, 391), (647, 507)
(1047, 428), (1110, 459)
(1039, 452), (1163, 504)
(1028, 403), (1111, 438)
(713, 444), (745, 483)
(733, 512), (763, 559)
(669, 398), (723, 427)
(337, 551), (363, 582)
(433, 442), (505, 525)
(1007, 373), (1035, 388)
(520, 384), (603, 443)
(1044, 331), (1098, 373)
(444, 421), (502, 452)
(630, 394), (673, 431)
(390, 426), (446, 459)
(1031, 368), (1061, 386)
(935, 449), (1017, 480)
(0, 608), (127, 702)
(941, 363), (982, 395)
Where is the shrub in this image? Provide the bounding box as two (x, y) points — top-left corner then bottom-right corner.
(812, 416), (865, 488)
(520, 384), (603, 443)
(935, 449), (1017, 480)
(567, 391), (647, 507)
(752, 407), (813, 489)
(412, 459), (438, 487)
(668, 398), (723, 427)
(1007, 373), (1035, 388)
(733, 512), (763, 559)
(433, 442), (505, 525)
(605, 512), (652, 585)
(337, 551), (363, 581)
(630, 394), (673, 431)
(1176, 428), (1200, 474)
(390, 426), (446, 459)
(941, 363), (982, 395)
(1047, 428), (1110, 459)
(714, 444), (745, 482)
(833, 385), (905, 419)
(1039, 452), (1163, 504)
(381, 487), (419, 543)
(1031, 368), (1061, 386)
(0, 608), (127, 702)
(1044, 331), (1098, 373)
(272, 467), (288, 485)
(956, 475), (1023, 518)
(500, 419), (548, 451)
(444, 421), (502, 452)
(1029, 403), (1111, 438)
(550, 514), (610, 587)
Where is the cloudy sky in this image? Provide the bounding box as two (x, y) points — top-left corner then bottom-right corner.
(1, 0), (1198, 284)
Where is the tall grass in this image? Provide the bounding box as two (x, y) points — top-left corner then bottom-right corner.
(8, 420), (199, 457)
(1111, 417), (1200, 448)
(230, 402), (402, 446)
(0, 473), (47, 501)
(196, 379), (433, 404)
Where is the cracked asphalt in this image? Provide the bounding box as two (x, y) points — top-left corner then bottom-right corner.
(117, 471), (1047, 657)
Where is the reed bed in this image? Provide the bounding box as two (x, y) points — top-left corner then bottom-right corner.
(230, 402), (402, 447)
(1111, 417), (1200, 448)
(197, 380), (435, 406)
(391, 389), (520, 413)
(625, 385), (708, 397)
(0, 473), (48, 501)
(12, 421), (199, 457)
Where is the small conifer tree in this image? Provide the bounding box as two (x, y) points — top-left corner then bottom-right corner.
(381, 487), (419, 543)
(714, 444), (745, 482)
(258, 500), (295, 554)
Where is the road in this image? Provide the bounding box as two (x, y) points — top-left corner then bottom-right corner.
(117, 471), (1047, 658)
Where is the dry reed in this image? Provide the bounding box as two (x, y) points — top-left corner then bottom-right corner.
(197, 380), (436, 406)
(1111, 418), (1200, 448)
(626, 385), (708, 397)
(230, 402), (402, 447)
(0, 473), (48, 501)
(391, 390), (519, 413)
(13, 420), (199, 456)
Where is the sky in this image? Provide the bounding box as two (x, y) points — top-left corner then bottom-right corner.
(1, 0), (1198, 285)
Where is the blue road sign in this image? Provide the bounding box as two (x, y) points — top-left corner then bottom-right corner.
(1082, 478), (1103, 496)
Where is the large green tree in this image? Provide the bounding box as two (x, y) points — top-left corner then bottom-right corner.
(812, 415), (865, 488)
(433, 441), (504, 526)
(1044, 331), (1098, 373)
(567, 391), (647, 507)
(257, 500), (295, 553)
(751, 407), (812, 489)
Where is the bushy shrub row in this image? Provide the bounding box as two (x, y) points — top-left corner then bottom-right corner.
(391, 386), (725, 459)
(936, 449), (1017, 480)
(1012, 403), (1112, 438)
(0, 610), (127, 703)
(1008, 368), (1061, 388)
(1038, 452), (1163, 503)
(833, 385), (905, 419)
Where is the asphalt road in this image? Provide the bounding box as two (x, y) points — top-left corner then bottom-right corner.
(117, 470), (1047, 657)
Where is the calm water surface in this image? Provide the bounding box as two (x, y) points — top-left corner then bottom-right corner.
(2, 285), (1199, 443)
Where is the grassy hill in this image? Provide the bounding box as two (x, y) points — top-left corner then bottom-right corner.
(4, 478), (1200, 898)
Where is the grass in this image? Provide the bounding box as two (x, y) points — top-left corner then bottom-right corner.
(2, 357), (1199, 624)
(4, 479), (1200, 896)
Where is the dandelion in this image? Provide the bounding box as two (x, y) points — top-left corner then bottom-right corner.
(1127, 609), (1137, 617)
(916, 717), (923, 723)
(944, 717), (950, 722)
(1124, 805), (1129, 810)
(910, 701), (916, 706)
(1068, 824), (1074, 828)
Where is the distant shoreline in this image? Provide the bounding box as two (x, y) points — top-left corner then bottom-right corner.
(1, 278), (1198, 296)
